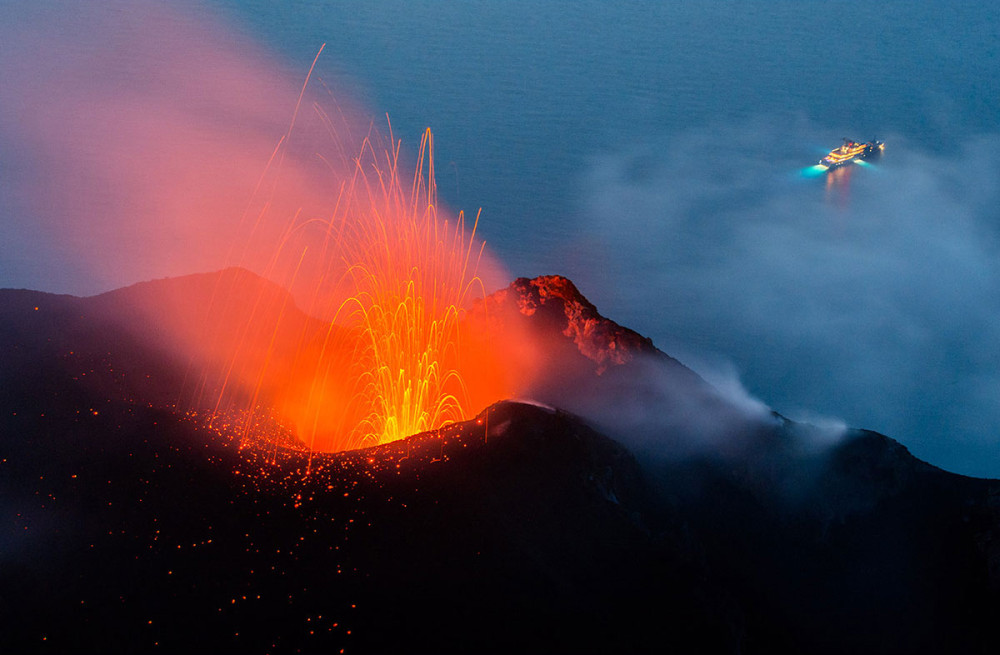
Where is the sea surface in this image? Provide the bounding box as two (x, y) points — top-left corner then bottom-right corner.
(211, 1), (999, 264)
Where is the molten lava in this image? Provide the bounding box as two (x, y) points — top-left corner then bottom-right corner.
(185, 128), (521, 453)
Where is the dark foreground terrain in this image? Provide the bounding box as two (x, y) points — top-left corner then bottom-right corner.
(2, 271), (998, 653)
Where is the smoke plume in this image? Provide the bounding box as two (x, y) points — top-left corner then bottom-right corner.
(0, 0), (506, 297)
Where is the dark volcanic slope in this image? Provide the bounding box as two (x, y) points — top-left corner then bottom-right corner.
(0, 393), (727, 653)
(2, 271), (999, 654)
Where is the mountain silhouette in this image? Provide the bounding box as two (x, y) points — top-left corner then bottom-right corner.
(1, 269), (997, 654)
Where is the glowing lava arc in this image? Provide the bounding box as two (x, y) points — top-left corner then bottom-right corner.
(207, 126), (516, 455)
(319, 129), (492, 448)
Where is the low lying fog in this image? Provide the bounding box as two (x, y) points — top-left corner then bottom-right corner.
(572, 120), (1000, 477)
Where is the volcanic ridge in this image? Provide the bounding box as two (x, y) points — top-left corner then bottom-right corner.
(2, 270), (999, 654)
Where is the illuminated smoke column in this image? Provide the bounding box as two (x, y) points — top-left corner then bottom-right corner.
(0, 1), (340, 293)
(1, 1), (519, 452)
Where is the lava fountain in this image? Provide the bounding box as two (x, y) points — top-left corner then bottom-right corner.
(329, 134), (487, 446)
(194, 120), (521, 454)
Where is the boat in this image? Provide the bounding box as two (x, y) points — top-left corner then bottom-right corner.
(818, 138), (885, 169)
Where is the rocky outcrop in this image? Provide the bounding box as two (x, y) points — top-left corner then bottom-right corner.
(478, 275), (657, 373)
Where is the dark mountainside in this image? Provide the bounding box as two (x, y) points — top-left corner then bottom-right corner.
(1, 270), (998, 654)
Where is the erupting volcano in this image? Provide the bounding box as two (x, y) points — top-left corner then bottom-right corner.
(155, 126), (525, 455)
(4, 263), (1000, 654)
(3, 8), (1000, 654)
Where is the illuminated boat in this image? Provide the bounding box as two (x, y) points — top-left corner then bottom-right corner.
(818, 138), (885, 169)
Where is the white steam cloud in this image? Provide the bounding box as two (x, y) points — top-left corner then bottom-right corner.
(571, 119), (1000, 477)
(527, 349), (782, 463)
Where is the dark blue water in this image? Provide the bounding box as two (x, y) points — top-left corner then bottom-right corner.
(214, 2), (993, 273)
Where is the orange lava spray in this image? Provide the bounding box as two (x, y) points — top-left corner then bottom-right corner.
(300, 129), (495, 449)
(200, 120), (515, 454)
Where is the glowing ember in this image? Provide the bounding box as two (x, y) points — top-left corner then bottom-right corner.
(198, 126), (516, 454)
(290, 130), (498, 449)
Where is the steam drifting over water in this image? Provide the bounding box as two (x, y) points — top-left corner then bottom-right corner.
(575, 122), (1000, 476)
